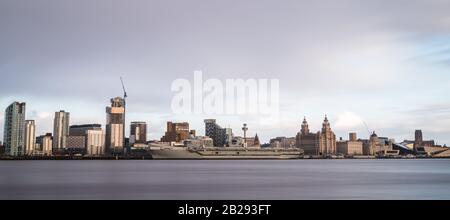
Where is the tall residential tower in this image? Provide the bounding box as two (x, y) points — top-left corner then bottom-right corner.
(53, 110), (70, 151)
(3, 102), (26, 156)
(24, 120), (36, 155)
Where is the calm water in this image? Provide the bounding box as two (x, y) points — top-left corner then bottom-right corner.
(0, 159), (449, 200)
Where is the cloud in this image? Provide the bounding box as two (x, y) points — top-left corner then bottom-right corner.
(335, 112), (364, 130)
(29, 111), (51, 120)
(0, 0), (450, 144)
(402, 103), (450, 116)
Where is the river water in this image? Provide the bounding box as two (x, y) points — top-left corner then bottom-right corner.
(0, 159), (449, 199)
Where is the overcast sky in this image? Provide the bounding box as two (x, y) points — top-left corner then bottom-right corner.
(1, 0), (450, 144)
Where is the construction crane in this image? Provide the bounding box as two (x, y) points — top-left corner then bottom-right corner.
(120, 76), (127, 155)
(363, 121), (371, 136)
(120, 76), (128, 99)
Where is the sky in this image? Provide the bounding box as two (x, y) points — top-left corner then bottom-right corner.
(1, 0), (450, 144)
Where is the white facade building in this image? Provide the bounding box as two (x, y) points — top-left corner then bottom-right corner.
(24, 120), (36, 155)
(53, 110), (70, 150)
(86, 130), (105, 155)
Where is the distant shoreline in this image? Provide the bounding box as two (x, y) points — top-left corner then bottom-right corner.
(1, 156), (449, 160)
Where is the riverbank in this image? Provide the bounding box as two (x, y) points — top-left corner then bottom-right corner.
(1, 155), (449, 160)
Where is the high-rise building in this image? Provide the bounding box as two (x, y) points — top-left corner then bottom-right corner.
(130, 121), (147, 146)
(317, 115), (337, 155)
(86, 130), (105, 155)
(24, 120), (36, 155)
(53, 110), (70, 151)
(105, 97), (125, 154)
(161, 122), (190, 142)
(3, 102), (26, 156)
(36, 133), (53, 156)
(0, 142), (4, 155)
(204, 119), (232, 147)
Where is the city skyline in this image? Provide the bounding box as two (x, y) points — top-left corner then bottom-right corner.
(0, 99), (447, 147)
(1, 0), (450, 144)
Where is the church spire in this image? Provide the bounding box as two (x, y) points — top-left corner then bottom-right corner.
(254, 133), (260, 146)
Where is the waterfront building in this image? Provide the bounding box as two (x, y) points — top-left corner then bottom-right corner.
(130, 121), (147, 146)
(413, 130), (435, 153)
(3, 102), (26, 156)
(270, 137), (296, 148)
(349, 133), (357, 142)
(364, 132), (379, 155)
(36, 133), (53, 156)
(363, 131), (397, 156)
(296, 117), (318, 155)
(69, 124), (104, 155)
(24, 120), (36, 155)
(414, 129), (423, 152)
(161, 121), (190, 142)
(253, 134), (260, 146)
(204, 119), (232, 147)
(244, 134), (261, 148)
(53, 110), (70, 151)
(105, 97), (125, 154)
(70, 124), (102, 136)
(296, 116), (337, 156)
(67, 136), (86, 149)
(399, 130), (445, 156)
(317, 116), (337, 155)
(337, 133), (363, 155)
(86, 130), (105, 155)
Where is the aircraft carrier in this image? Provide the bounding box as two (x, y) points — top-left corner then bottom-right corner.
(149, 143), (303, 159)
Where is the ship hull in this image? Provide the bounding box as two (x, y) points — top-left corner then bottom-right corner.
(149, 146), (303, 159)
